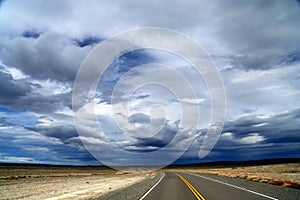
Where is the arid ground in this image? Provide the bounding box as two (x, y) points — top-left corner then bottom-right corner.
(0, 165), (153, 200)
(1, 161), (299, 199)
(169, 162), (300, 189)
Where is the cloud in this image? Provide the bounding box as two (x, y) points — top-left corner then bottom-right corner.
(74, 36), (102, 47)
(0, 113), (97, 165)
(1, 0), (299, 72)
(127, 120), (179, 150)
(178, 107), (300, 163)
(0, 32), (92, 82)
(211, 108), (300, 159)
(0, 156), (36, 163)
(0, 0), (299, 165)
(22, 30), (41, 39)
(0, 65), (37, 105)
(221, 108), (300, 144)
(0, 63), (73, 113)
(239, 133), (266, 144)
(0, 107), (40, 126)
(128, 113), (151, 124)
(223, 63), (300, 118)
(27, 125), (78, 141)
(221, 132), (266, 145)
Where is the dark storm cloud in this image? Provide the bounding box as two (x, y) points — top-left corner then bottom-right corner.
(179, 108), (300, 163)
(222, 108), (300, 143)
(0, 66), (38, 105)
(125, 120), (180, 151)
(200, 108), (300, 160)
(0, 114), (95, 164)
(0, 64), (72, 113)
(74, 36), (102, 47)
(18, 92), (72, 114)
(22, 30), (41, 39)
(27, 124), (78, 141)
(0, 32), (90, 82)
(0, 83), (71, 114)
(0, 118), (96, 165)
(262, 109), (300, 143)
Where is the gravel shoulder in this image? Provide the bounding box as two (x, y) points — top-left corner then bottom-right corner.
(96, 171), (164, 200)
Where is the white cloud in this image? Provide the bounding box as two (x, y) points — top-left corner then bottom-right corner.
(223, 63), (300, 119)
(23, 147), (49, 152)
(220, 132), (265, 145)
(0, 156), (36, 163)
(221, 132), (233, 140)
(32, 79), (71, 96)
(1, 64), (28, 80)
(239, 133), (266, 144)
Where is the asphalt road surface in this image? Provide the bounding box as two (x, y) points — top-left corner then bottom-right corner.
(140, 172), (280, 200)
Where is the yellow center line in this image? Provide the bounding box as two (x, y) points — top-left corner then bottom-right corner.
(174, 173), (206, 200)
(178, 175), (203, 200)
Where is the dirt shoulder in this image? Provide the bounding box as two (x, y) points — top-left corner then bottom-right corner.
(0, 165), (151, 200)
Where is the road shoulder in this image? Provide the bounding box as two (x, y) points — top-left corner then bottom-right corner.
(95, 172), (164, 200)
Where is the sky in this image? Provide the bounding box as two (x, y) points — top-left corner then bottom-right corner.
(0, 0), (299, 166)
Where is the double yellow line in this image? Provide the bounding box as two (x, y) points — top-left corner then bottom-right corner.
(174, 173), (205, 200)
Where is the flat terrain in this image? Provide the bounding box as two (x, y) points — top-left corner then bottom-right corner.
(1, 162), (299, 199)
(0, 165), (151, 200)
(170, 163), (300, 189)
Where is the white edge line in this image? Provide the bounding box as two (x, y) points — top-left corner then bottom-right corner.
(185, 172), (278, 200)
(139, 172), (165, 200)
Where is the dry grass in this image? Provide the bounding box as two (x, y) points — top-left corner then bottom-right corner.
(172, 163), (300, 189)
(0, 165), (116, 180)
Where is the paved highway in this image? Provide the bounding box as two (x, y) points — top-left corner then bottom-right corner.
(140, 172), (279, 200)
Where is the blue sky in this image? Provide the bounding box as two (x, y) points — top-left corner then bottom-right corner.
(0, 0), (299, 165)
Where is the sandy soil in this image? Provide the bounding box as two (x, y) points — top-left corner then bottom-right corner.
(0, 166), (150, 200)
(172, 163), (300, 189)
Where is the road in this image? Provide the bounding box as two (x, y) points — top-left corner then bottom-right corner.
(140, 172), (279, 200)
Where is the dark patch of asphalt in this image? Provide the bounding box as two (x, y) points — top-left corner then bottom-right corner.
(90, 172), (164, 200)
(185, 172), (300, 200)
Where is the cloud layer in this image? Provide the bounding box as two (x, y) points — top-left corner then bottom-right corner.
(0, 0), (299, 165)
